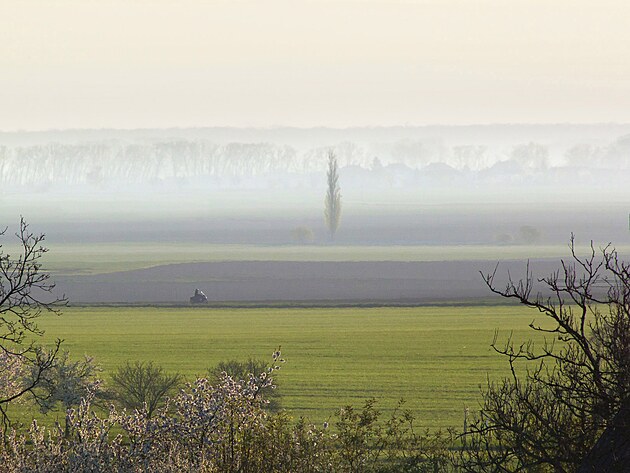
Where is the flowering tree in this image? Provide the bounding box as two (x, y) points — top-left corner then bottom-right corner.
(209, 358), (282, 411)
(0, 218), (66, 432)
(0, 352), (28, 403)
(34, 352), (100, 437)
(0, 346), (456, 472)
(1, 349), (288, 472)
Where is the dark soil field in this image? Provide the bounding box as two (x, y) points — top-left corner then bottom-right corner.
(56, 258), (565, 304)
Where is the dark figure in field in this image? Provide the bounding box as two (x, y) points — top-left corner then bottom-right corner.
(190, 288), (208, 304)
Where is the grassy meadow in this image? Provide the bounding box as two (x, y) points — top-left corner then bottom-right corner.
(18, 304), (547, 430)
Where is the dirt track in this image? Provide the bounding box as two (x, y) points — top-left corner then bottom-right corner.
(55, 259), (567, 304)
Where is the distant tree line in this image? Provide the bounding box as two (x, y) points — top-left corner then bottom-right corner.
(3, 134), (630, 189)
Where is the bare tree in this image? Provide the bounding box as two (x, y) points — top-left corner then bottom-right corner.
(111, 361), (181, 418)
(0, 218), (66, 433)
(324, 150), (342, 240)
(460, 236), (630, 472)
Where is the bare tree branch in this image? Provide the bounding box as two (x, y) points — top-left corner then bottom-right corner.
(462, 237), (630, 472)
(0, 217), (67, 434)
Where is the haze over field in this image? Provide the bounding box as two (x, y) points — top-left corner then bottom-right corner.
(2, 123), (630, 304)
(1, 1), (629, 304)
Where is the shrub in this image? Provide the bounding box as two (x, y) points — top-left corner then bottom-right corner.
(291, 226), (315, 244)
(110, 361), (181, 418)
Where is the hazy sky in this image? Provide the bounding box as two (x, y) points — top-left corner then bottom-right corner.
(2, 0), (630, 130)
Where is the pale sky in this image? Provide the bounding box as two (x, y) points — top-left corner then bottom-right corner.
(1, 0), (630, 130)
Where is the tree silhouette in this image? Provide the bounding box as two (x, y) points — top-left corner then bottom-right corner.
(0, 218), (66, 433)
(460, 236), (630, 472)
(324, 151), (342, 240)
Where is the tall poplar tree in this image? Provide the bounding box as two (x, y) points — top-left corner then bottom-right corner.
(324, 151), (342, 240)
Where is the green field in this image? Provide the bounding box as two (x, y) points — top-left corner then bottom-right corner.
(22, 305), (546, 430)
